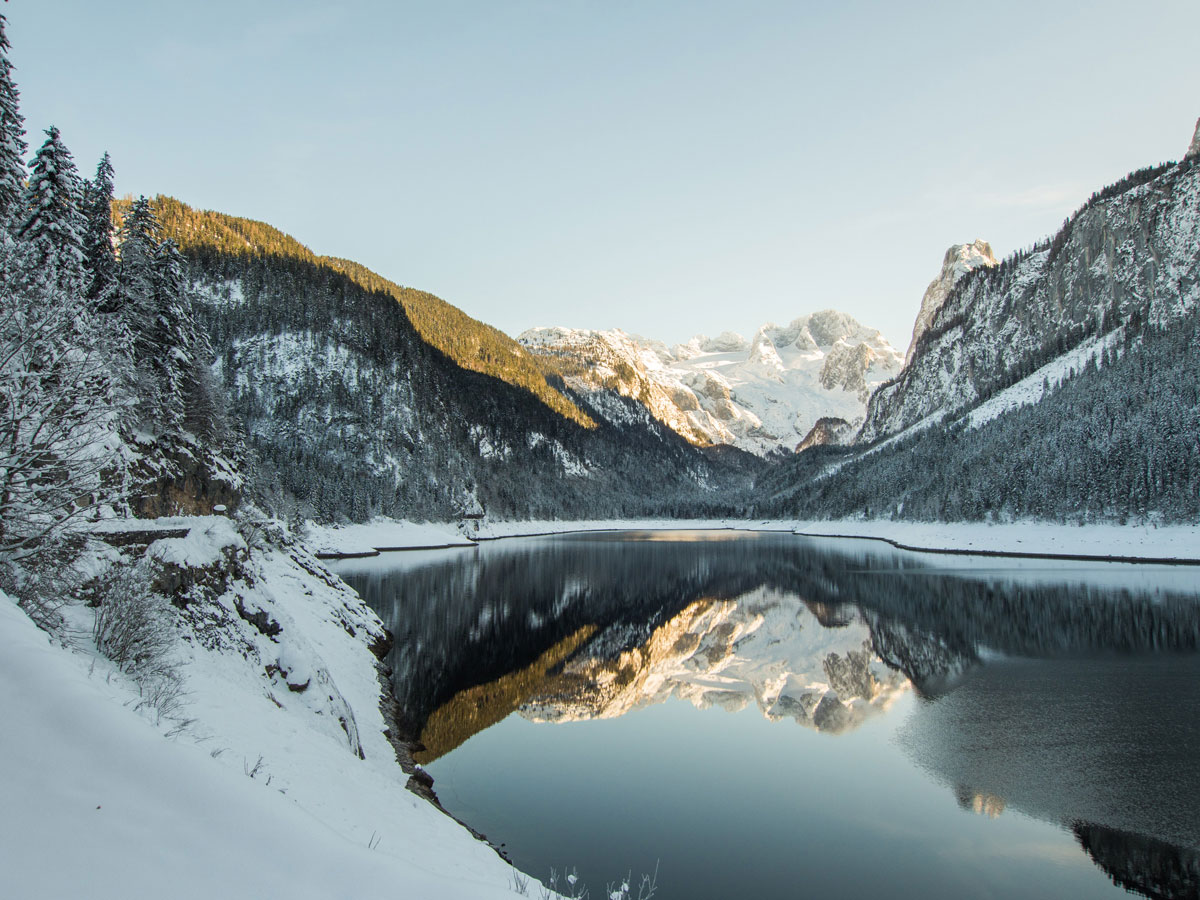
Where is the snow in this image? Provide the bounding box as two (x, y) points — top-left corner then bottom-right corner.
(325, 516), (1200, 566)
(966, 331), (1121, 428)
(145, 515), (245, 567)
(0, 574), (522, 900)
(519, 312), (904, 455)
(790, 518), (1200, 565)
(303, 518), (476, 556)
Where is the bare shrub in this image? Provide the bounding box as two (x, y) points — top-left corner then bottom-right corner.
(1, 537), (86, 634)
(509, 866), (530, 896)
(536, 863), (659, 900)
(93, 561), (175, 673)
(539, 868), (587, 900)
(92, 560), (185, 720)
(235, 509), (286, 553)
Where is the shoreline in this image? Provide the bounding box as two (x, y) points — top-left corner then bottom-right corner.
(311, 518), (1200, 566)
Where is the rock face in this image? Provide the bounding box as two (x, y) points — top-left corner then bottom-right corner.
(1188, 117), (1200, 160)
(905, 240), (997, 365)
(860, 156), (1200, 444)
(520, 310), (903, 456)
(796, 416), (855, 452)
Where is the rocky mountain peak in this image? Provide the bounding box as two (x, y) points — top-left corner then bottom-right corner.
(747, 326), (785, 374)
(905, 239), (998, 365)
(699, 331), (749, 353)
(1188, 117), (1200, 159)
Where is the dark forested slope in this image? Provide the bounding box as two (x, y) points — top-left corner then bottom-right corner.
(135, 196), (592, 427)
(176, 228), (758, 522)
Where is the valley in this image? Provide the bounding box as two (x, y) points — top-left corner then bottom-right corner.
(2, 4), (1199, 898)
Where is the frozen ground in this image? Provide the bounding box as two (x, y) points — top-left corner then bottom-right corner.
(304, 518), (476, 556)
(305, 516), (1200, 564)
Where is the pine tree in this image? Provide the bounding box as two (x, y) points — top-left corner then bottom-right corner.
(0, 14), (26, 227)
(0, 216), (123, 559)
(82, 152), (118, 305)
(150, 238), (194, 430)
(116, 195), (161, 352)
(18, 126), (86, 291)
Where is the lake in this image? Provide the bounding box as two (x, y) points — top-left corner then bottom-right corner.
(331, 530), (1200, 900)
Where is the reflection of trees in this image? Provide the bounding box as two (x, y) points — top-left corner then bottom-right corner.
(336, 533), (1200, 898)
(1074, 823), (1200, 900)
(338, 534), (1200, 736)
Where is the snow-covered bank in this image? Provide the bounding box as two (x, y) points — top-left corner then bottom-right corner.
(789, 519), (1200, 564)
(304, 518), (476, 557)
(0, 519), (523, 900)
(307, 516), (1200, 565)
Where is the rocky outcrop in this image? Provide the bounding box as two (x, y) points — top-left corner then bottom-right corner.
(796, 416), (855, 452)
(128, 432), (243, 518)
(905, 240), (997, 366)
(1187, 117), (1200, 160)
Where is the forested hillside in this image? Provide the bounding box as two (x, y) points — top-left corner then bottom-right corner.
(181, 239), (758, 522)
(124, 196), (592, 427)
(757, 305), (1200, 522)
(860, 154), (1198, 443)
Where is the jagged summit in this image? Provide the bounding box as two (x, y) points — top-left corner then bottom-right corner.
(905, 240), (997, 365)
(520, 311), (903, 455)
(1188, 117), (1200, 159)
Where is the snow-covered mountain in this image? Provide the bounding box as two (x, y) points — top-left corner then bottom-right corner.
(520, 310), (904, 456)
(861, 144), (1200, 445)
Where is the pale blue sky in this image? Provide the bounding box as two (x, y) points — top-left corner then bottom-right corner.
(11, 1), (1200, 349)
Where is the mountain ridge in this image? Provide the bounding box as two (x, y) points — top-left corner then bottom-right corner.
(520, 310), (903, 456)
(125, 196), (594, 428)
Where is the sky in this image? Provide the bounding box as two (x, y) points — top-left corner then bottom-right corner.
(10, 1), (1200, 350)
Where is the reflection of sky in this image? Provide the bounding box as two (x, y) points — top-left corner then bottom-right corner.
(430, 693), (1124, 900)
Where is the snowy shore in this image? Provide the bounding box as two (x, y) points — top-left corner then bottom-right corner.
(1, 521), (523, 900)
(306, 516), (1200, 565)
(7, 513), (1198, 898)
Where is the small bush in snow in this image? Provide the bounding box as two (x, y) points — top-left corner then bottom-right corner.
(235, 508), (287, 553)
(606, 863), (657, 900)
(92, 561), (185, 720)
(0, 539), (83, 634)
(539, 867), (587, 900)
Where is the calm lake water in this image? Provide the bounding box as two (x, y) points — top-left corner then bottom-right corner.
(331, 531), (1200, 900)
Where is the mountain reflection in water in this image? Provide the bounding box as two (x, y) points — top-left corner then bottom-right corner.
(333, 531), (1200, 900)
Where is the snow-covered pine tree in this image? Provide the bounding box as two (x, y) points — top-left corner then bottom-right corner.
(82, 152), (118, 305)
(116, 195), (162, 377)
(149, 238), (193, 431)
(0, 14), (26, 227)
(0, 217), (123, 562)
(18, 126), (86, 291)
